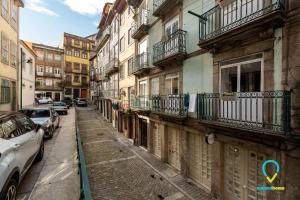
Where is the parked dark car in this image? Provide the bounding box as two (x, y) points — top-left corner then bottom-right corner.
(76, 98), (88, 107)
(62, 97), (73, 108)
(52, 102), (68, 115)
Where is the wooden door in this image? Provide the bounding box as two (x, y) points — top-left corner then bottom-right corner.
(151, 122), (161, 158)
(167, 127), (180, 170)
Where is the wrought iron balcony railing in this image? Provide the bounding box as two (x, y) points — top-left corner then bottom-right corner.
(96, 26), (111, 50)
(153, 29), (187, 66)
(197, 91), (291, 134)
(197, 0), (285, 44)
(105, 58), (119, 76)
(131, 52), (150, 76)
(131, 95), (188, 117)
(131, 9), (149, 40)
(100, 89), (118, 99)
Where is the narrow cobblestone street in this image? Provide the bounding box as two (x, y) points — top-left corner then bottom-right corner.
(77, 106), (212, 200)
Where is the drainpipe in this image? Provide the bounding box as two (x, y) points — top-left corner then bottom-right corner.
(20, 48), (23, 110)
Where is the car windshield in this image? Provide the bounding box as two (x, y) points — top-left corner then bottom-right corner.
(53, 102), (66, 106)
(23, 110), (50, 118)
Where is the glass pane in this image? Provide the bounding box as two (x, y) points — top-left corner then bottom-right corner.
(221, 66), (238, 93)
(240, 62), (261, 92)
(172, 77), (179, 95)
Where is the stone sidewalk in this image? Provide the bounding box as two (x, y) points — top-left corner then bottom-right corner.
(77, 106), (212, 200)
(17, 108), (80, 200)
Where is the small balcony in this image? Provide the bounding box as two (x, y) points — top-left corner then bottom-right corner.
(131, 52), (150, 76)
(153, 29), (187, 67)
(96, 26), (111, 50)
(131, 95), (188, 119)
(197, 91), (291, 134)
(131, 10), (149, 40)
(95, 74), (108, 82)
(105, 58), (119, 76)
(127, 0), (143, 8)
(153, 0), (182, 18)
(196, 0), (285, 49)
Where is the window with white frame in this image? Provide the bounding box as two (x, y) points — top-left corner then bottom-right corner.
(165, 16), (179, 38)
(66, 49), (72, 56)
(1, 0), (8, 20)
(74, 50), (80, 57)
(54, 68), (60, 75)
(11, 2), (18, 29)
(1, 34), (9, 64)
(151, 77), (159, 95)
(10, 41), (17, 67)
(37, 65), (44, 73)
(54, 54), (61, 61)
(46, 53), (53, 61)
(36, 51), (44, 60)
(45, 66), (53, 73)
(45, 79), (53, 86)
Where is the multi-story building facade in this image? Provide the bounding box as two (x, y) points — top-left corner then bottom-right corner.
(32, 43), (64, 101)
(95, 0), (300, 199)
(63, 33), (94, 100)
(0, 0), (23, 111)
(19, 40), (36, 108)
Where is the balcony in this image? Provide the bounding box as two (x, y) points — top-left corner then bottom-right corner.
(82, 70), (88, 75)
(197, 91), (291, 134)
(131, 95), (188, 119)
(127, 0), (143, 8)
(153, 0), (182, 18)
(99, 90), (118, 99)
(131, 10), (149, 40)
(153, 30), (187, 67)
(131, 52), (150, 76)
(196, 0), (285, 49)
(105, 58), (119, 76)
(96, 26), (111, 50)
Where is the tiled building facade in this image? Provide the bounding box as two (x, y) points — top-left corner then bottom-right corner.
(93, 0), (300, 199)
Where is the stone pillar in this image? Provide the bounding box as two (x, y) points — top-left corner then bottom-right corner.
(211, 141), (223, 200)
(160, 123), (168, 162)
(179, 129), (188, 177)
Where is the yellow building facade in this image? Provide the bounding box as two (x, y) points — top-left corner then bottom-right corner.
(0, 0), (23, 111)
(63, 33), (94, 99)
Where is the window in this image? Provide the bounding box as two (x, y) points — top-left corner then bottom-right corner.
(1, 79), (10, 103)
(54, 54), (61, 61)
(36, 51), (44, 60)
(120, 64), (125, 80)
(74, 40), (80, 46)
(81, 64), (87, 72)
(66, 75), (72, 82)
(65, 88), (72, 95)
(74, 50), (80, 57)
(0, 118), (22, 139)
(165, 16), (179, 38)
(46, 53), (53, 61)
(54, 68), (60, 75)
(128, 6), (131, 15)
(45, 66), (53, 73)
(74, 63), (80, 70)
(120, 36), (125, 52)
(37, 65), (44, 73)
(10, 41), (17, 67)
(151, 78), (160, 95)
(74, 75), (80, 83)
(120, 12), (125, 26)
(82, 76), (87, 84)
(128, 29), (133, 45)
(165, 74), (179, 95)
(1, 0), (8, 20)
(1, 34), (9, 64)
(66, 49), (72, 56)
(82, 52), (87, 59)
(45, 79), (53, 86)
(11, 3), (18, 29)
(128, 58), (133, 75)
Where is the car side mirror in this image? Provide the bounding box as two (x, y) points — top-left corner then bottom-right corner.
(35, 124), (41, 132)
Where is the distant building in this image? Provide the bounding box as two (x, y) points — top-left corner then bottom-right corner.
(19, 40), (36, 108)
(32, 43), (64, 101)
(0, 0), (24, 111)
(63, 33), (94, 100)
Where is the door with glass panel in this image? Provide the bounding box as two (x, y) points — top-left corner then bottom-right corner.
(165, 74), (179, 114)
(220, 59), (263, 126)
(139, 80), (147, 109)
(164, 16), (179, 57)
(138, 40), (148, 69)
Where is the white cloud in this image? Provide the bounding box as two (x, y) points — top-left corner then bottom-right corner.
(27, 0), (59, 17)
(62, 0), (114, 16)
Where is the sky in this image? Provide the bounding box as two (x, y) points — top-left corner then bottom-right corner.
(20, 0), (113, 47)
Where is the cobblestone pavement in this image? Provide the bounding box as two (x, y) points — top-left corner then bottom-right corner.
(77, 106), (212, 200)
(17, 108), (79, 200)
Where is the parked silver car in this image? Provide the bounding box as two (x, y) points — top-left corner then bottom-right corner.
(52, 102), (68, 115)
(20, 108), (59, 138)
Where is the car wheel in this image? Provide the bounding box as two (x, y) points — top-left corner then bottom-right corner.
(1, 178), (17, 200)
(36, 140), (44, 162)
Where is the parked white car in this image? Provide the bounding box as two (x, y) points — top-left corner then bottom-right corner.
(52, 102), (68, 115)
(38, 97), (53, 104)
(0, 112), (44, 200)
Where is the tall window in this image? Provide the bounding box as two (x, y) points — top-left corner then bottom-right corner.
(120, 36), (125, 52)
(11, 3), (18, 29)
(45, 66), (53, 73)
(128, 29), (133, 45)
(37, 65), (44, 73)
(66, 75), (72, 82)
(1, 34), (9, 64)
(10, 41), (17, 67)
(46, 53), (53, 61)
(1, 79), (10, 103)
(74, 63), (80, 70)
(54, 68), (60, 75)
(165, 74), (179, 95)
(74, 40), (80, 46)
(120, 64), (125, 80)
(82, 52), (87, 59)
(151, 78), (159, 95)
(81, 64), (87, 73)
(74, 75), (80, 83)
(1, 0), (8, 20)
(45, 79), (53, 86)
(128, 58), (133, 75)
(54, 54), (61, 61)
(66, 49), (72, 56)
(37, 51), (44, 60)
(74, 50), (80, 57)
(82, 76), (87, 84)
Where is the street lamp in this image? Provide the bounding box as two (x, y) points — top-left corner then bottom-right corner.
(20, 48), (33, 110)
